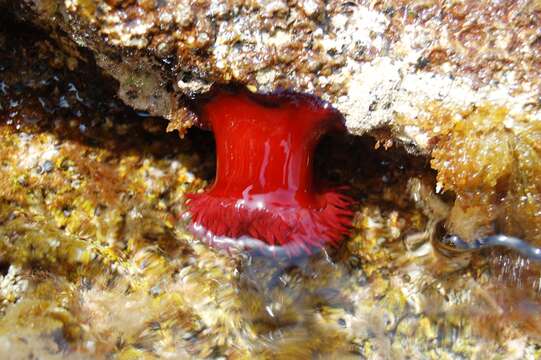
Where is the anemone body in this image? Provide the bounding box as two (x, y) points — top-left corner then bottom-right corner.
(186, 87), (353, 254)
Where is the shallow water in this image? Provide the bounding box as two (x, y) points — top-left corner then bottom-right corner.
(1, 17), (541, 360)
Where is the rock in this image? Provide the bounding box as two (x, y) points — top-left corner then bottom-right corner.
(2, 0), (539, 150)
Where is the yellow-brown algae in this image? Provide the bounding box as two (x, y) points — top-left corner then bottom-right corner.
(398, 102), (541, 245)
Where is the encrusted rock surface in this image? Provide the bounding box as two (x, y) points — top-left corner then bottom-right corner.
(3, 0), (540, 145)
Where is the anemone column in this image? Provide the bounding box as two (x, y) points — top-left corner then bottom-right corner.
(186, 87), (354, 254)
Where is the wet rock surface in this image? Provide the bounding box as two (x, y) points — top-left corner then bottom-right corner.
(3, 1), (540, 143)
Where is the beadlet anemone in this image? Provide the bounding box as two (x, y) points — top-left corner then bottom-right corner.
(185, 86), (354, 256)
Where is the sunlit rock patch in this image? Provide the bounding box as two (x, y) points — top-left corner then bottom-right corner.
(4, 0), (541, 154)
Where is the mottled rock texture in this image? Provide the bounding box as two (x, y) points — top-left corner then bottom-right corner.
(3, 0), (540, 144)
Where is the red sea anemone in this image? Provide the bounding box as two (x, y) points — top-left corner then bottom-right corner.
(186, 86), (354, 256)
